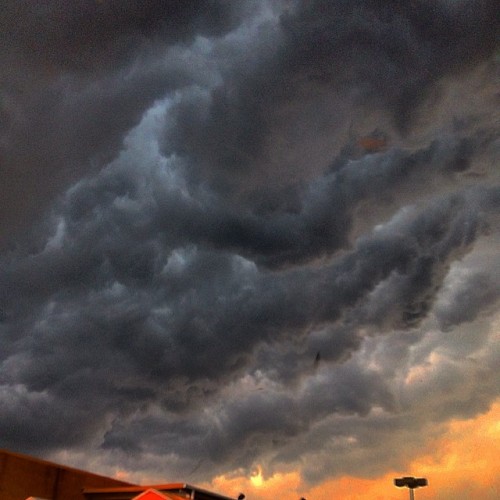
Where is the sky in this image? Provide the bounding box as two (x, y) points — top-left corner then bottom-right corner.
(0, 1), (499, 499)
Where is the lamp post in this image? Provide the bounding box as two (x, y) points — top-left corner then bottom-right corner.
(394, 477), (428, 500)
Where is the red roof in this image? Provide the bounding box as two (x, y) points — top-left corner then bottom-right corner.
(132, 488), (186, 500)
(131, 489), (169, 500)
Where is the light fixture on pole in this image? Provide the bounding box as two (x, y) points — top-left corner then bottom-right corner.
(394, 477), (428, 500)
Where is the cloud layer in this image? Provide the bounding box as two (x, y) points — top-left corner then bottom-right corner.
(1, 0), (499, 491)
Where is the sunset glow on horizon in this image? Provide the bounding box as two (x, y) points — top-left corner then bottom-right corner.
(207, 400), (500, 499)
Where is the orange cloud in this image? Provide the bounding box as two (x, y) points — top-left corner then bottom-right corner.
(206, 400), (500, 499)
(207, 468), (303, 500)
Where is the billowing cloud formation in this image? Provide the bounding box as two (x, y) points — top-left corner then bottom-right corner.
(0, 0), (499, 493)
(0, 0), (249, 246)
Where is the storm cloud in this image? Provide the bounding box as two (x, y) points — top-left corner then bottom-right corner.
(1, 0), (499, 491)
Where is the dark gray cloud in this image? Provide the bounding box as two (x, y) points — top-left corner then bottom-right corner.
(0, 0), (499, 490)
(0, 0), (250, 247)
(162, 0), (499, 193)
(1, 129), (498, 475)
(0, 1), (246, 74)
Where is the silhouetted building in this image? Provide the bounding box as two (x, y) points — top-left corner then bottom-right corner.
(0, 450), (237, 500)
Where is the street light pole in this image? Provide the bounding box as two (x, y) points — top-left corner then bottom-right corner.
(394, 477), (427, 499)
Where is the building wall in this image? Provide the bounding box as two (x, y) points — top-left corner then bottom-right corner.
(0, 449), (133, 500)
